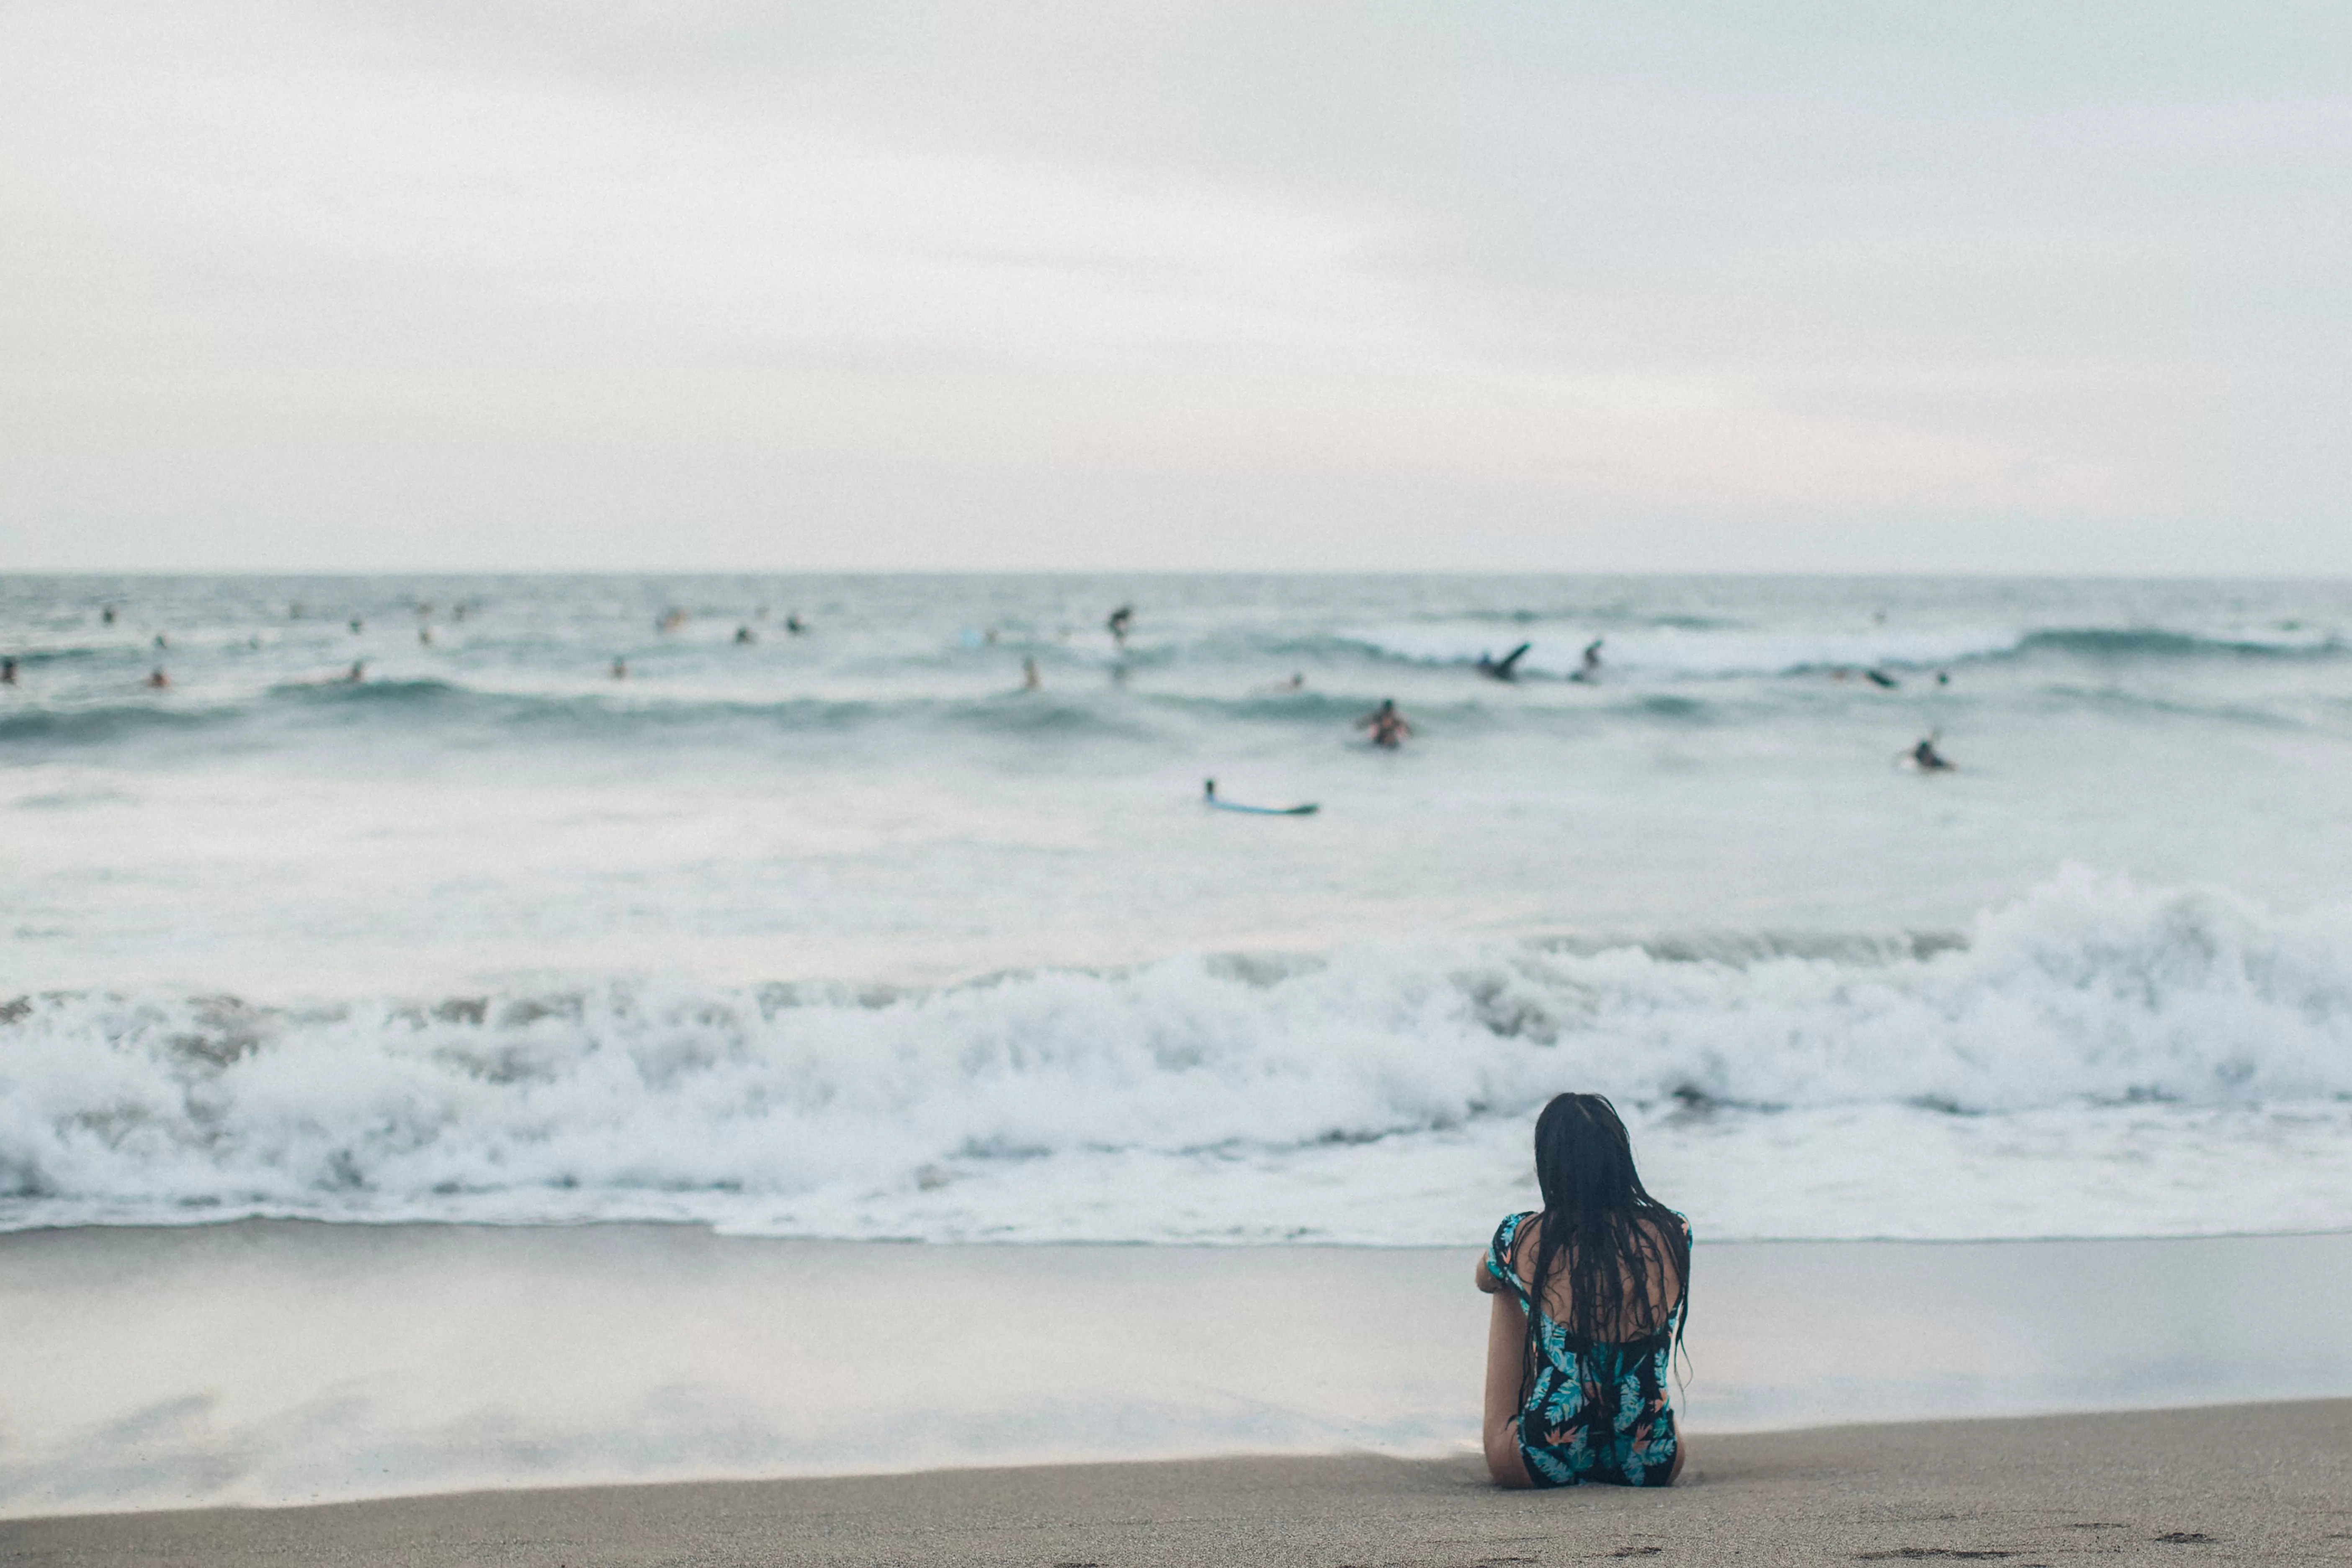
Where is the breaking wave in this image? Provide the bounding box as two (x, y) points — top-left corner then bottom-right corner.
(3, 870), (2347, 1238)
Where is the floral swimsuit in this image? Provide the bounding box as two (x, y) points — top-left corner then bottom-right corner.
(1489, 1210), (1687, 1488)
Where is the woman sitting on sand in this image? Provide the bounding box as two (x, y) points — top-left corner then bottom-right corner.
(1476, 1092), (1690, 1488)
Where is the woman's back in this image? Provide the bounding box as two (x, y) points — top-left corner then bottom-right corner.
(1505, 1210), (1686, 1341)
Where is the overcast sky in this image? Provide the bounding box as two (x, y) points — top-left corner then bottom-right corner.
(3, 2), (2347, 573)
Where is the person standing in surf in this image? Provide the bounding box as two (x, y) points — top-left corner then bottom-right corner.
(1357, 698), (1412, 749)
(1476, 1092), (1690, 1488)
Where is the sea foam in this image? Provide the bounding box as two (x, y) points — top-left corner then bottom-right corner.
(5, 870), (2347, 1241)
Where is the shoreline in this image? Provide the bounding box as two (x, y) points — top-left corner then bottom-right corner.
(6, 1399), (2346, 1565)
(8, 1221), (2352, 1522)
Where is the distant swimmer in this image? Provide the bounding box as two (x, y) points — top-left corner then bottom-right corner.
(734, 625), (757, 645)
(1567, 638), (1605, 682)
(154, 633), (168, 650)
(1107, 604), (1134, 646)
(1909, 734), (1954, 772)
(145, 666), (170, 689)
(786, 613), (806, 635)
(1936, 670), (1950, 686)
(349, 618), (364, 634)
(611, 657), (628, 680)
(1477, 642), (1533, 682)
(418, 626), (433, 646)
(347, 660), (367, 682)
(1357, 697), (1412, 749)
(1864, 669), (1900, 689)
(101, 605), (117, 626)
(1023, 657), (1041, 690)
(658, 608), (687, 633)
(1, 656), (16, 685)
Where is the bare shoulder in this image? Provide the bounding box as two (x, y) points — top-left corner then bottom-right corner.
(1633, 1209), (1689, 1246)
(1633, 1208), (1691, 1293)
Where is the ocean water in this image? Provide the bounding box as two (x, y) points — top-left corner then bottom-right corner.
(4, 573), (2351, 1244)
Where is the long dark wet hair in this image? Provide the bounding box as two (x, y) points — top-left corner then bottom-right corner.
(1515, 1093), (1690, 1395)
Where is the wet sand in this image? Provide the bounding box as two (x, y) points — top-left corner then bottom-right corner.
(7, 1222), (2352, 1520)
(5, 1398), (2347, 1566)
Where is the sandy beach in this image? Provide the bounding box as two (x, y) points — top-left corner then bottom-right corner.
(5, 1398), (2346, 1566)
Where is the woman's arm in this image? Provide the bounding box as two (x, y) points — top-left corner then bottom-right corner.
(1481, 1291), (1535, 1487)
(1474, 1250), (1502, 1293)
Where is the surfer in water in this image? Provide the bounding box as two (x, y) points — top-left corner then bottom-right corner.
(1575, 638), (1605, 680)
(734, 625), (757, 645)
(1910, 734), (1954, 772)
(1, 657), (15, 685)
(1022, 657), (1041, 690)
(145, 666), (170, 689)
(1107, 604), (1134, 647)
(1478, 642), (1533, 682)
(1358, 698), (1413, 749)
(611, 657), (627, 680)
(786, 613), (806, 634)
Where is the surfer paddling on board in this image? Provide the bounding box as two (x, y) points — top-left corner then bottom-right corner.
(1106, 604), (1134, 648)
(1909, 734), (1955, 772)
(1357, 698), (1412, 749)
(1477, 642), (1533, 682)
